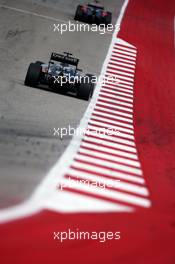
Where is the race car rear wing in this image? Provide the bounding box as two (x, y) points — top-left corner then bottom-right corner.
(50, 52), (79, 66)
(87, 3), (104, 10)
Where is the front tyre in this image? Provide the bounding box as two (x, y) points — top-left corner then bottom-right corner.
(105, 12), (112, 26)
(35, 61), (44, 65)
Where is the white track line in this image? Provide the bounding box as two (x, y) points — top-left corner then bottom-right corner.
(0, 4), (68, 23)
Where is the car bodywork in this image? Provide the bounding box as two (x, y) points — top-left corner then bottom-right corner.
(74, 2), (112, 25)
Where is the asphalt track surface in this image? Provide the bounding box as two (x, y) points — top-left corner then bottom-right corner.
(0, 0), (124, 208)
(0, 0), (175, 263)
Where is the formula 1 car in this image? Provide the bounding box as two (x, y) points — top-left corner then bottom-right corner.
(74, 1), (112, 26)
(24, 52), (95, 100)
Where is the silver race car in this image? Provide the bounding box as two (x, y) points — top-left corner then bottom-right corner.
(24, 52), (95, 100)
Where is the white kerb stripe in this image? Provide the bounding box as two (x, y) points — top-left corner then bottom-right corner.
(81, 141), (138, 160)
(110, 56), (136, 65)
(65, 171), (148, 196)
(60, 180), (150, 207)
(91, 114), (134, 129)
(87, 125), (134, 140)
(71, 162), (144, 184)
(97, 101), (133, 113)
(83, 136), (136, 152)
(99, 91), (133, 102)
(75, 154), (142, 175)
(107, 64), (135, 73)
(85, 131), (135, 146)
(109, 59), (135, 69)
(93, 108), (133, 123)
(79, 147), (140, 167)
(114, 45), (137, 53)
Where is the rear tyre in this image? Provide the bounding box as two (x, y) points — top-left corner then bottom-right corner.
(24, 63), (41, 87)
(86, 74), (95, 97)
(77, 78), (93, 101)
(74, 5), (83, 21)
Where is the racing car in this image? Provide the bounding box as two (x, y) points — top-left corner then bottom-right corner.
(24, 52), (95, 100)
(74, 1), (112, 26)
